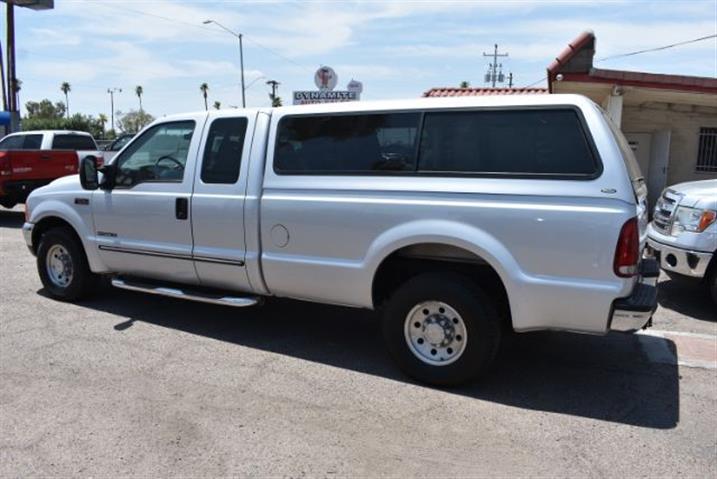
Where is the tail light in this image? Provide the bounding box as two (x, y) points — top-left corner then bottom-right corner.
(614, 217), (639, 277)
(0, 152), (10, 176)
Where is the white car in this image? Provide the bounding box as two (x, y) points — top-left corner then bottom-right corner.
(22, 95), (658, 385)
(647, 179), (717, 303)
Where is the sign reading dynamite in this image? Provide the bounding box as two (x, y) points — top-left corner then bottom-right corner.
(293, 66), (361, 105)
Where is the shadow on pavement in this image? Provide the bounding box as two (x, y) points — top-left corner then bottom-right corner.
(658, 276), (716, 322)
(62, 287), (680, 430)
(0, 209), (24, 229)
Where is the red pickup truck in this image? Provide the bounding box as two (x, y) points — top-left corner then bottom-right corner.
(0, 130), (102, 208)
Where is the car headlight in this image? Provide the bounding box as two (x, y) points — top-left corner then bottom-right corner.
(671, 206), (716, 234)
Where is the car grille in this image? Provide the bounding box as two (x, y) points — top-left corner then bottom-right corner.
(652, 189), (682, 235)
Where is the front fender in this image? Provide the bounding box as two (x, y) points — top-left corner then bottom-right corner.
(29, 197), (108, 273)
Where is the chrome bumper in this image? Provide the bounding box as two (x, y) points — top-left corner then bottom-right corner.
(646, 237), (712, 278)
(22, 222), (34, 253)
(610, 259), (659, 333)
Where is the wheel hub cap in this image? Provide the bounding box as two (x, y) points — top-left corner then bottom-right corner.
(45, 244), (73, 288)
(404, 300), (468, 366)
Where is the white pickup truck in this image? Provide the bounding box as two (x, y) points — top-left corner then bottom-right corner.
(647, 179), (717, 303)
(22, 95), (659, 385)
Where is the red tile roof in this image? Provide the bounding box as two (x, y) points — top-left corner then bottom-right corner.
(423, 87), (549, 97)
(548, 31), (717, 94)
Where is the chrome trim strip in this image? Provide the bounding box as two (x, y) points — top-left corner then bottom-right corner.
(98, 245), (245, 266)
(111, 278), (259, 308)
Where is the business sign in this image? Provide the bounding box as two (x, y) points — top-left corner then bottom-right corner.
(314, 66), (338, 91)
(293, 90), (358, 105)
(294, 66), (362, 105)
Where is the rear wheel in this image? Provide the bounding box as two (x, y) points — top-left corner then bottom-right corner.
(37, 226), (97, 301)
(382, 272), (502, 386)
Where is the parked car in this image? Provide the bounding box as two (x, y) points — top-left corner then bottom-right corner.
(102, 133), (134, 162)
(0, 130), (103, 209)
(22, 95), (658, 385)
(647, 179), (717, 303)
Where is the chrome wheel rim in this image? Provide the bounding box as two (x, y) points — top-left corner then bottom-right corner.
(404, 300), (467, 366)
(45, 244), (73, 288)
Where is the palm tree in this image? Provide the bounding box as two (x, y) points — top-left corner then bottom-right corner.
(271, 96), (282, 107)
(200, 83), (209, 111)
(60, 82), (71, 117)
(459, 81), (470, 88)
(135, 85), (143, 112)
(98, 114), (108, 138)
(213, 100), (221, 110)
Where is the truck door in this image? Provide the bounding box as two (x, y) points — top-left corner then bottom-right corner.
(92, 114), (206, 284)
(190, 111), (255, 292)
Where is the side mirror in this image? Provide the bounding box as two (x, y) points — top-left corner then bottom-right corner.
(79, 156), (99, 190)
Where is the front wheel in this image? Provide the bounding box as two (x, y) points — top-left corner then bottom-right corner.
(382, 273), (502, 386)
(37, 226), (97, 301)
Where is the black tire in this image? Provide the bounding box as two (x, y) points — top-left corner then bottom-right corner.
(709, 269), (717, 305)
(382, 272), (502, 386)
(37, 226), (97, 301)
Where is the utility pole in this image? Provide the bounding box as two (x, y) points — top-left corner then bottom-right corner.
(482, 44), (508, 87)
(508, 72), (514, 88)
(107, 87), (121, 132)
(6, 1), (18, 130)
(203, 20), (246, 108)
(266, 79), (280, 105)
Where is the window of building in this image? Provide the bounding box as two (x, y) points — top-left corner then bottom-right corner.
(696, 127), (717, 172)
(201, 117), (248, 184)
(418, 109), (598, 176)
(274, 112), (421, 174)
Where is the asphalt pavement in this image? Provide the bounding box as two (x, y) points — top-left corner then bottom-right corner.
(1, 207), (715, 477)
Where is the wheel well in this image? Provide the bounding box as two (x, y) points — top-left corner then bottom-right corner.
(31, 216), (80, 254)
(372, 243), (511, 327)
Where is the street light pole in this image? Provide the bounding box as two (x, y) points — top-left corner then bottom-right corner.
(204, 19), (246, 108)
(107, 87), (122, 132)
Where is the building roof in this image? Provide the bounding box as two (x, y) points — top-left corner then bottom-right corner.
(548, 31), (717, 95)
(423, 87), (548, 97)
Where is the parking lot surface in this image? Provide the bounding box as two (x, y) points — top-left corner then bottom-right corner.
(1, 207), (716, 477)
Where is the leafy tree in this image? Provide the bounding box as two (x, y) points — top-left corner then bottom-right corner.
(60, 82), (71, 117)
(213, 100), (221, 110)
(135, 85), (144, 111)
(116, 109), (155, 134)
(459, 81), (470, 88)
(25, 99), (66, 119)
(22, 113), (104, 139)
(200, 82), (209, 110)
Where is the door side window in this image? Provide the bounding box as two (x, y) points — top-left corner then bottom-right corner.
(113, 121), (195, 188)
(0, 134), (42, 150)
(200, 117), (248, 184)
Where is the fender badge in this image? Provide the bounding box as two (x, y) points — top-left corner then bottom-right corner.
(601, 188), (617, 194)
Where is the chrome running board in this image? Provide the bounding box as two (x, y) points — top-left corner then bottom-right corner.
(111, 278), (260, 308)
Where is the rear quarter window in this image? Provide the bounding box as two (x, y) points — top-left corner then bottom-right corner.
(52, 134), (97, 150)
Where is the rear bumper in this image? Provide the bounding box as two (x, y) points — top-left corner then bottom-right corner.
(646, 237), (713, 279)
(609, 259), (659, 333)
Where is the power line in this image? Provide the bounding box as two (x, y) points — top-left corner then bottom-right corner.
(522, 33), (717, 88)
(100, 3), (313, 74)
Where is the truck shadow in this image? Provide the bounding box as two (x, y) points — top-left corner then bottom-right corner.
(657, 276), (716, 322)
(0, 209), (24, 228)
(69, 288), (679, 430)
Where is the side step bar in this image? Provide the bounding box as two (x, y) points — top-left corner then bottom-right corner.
(111, 278), (261, 308)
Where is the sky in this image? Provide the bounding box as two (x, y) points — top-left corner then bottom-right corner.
(5, 0), (717, 120)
